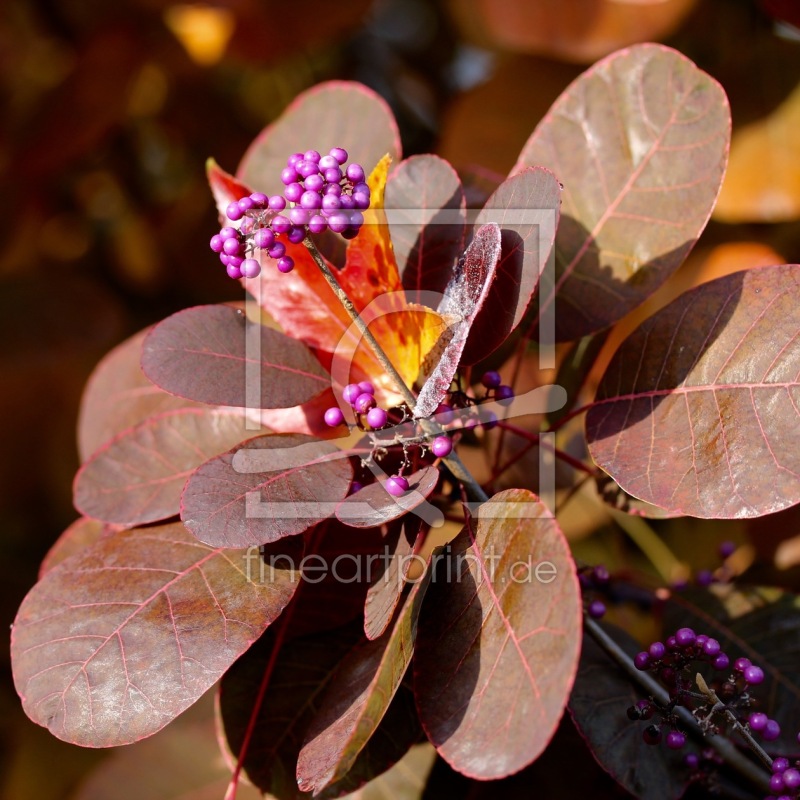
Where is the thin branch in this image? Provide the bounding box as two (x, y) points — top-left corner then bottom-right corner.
(584, 617), (772, 794)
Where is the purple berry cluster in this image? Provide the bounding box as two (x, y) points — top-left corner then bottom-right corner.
(209, 147), (371, 280)
(579, 564), (610, 620)
(768, 750), (800, 800)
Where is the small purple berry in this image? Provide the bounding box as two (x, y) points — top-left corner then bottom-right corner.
(719, 540), (736, 558)
(495, 385), (515, 403)
(734, 657), (752, 673)
(637, 699), (654, 720)
(703, 638), (721, 657)
(666, 636), (678, 650)
(322, 194), (342, 213)
(354, 393), (376, 414)
(763, 719), (781, 741)
(634, 652), (651, 671)
(281, 167), (298, 185)
(695, 569), (714, 587)
(223, 237), (242, 255)
(286, 227), (305, 244)
(481, 411), (499, 430)
(434, 403), (455, 424)
(297, 160), (320, 178)
(329, 147), (348, 165)
(240, 258), (261, 278)
(324, 407), (345, 427)
(324, 182), (342, 197)
(319, 154), (338, 170)
(238, 196), (255, 211)
(385, 475), (409, 497)
(339, 194), (355, 210)
(350, 481), (363, 494)
(642, 725), (661, 745)
(289, 207), (310, 226)
(695, 634), (708, 648)
(328, 213), (349, 233)
(666, 731), (686, 750)
(226, 201), (243, 220)
(587, 600), (606, 619)
(324, 166), (343, 183)
(276, 256), (294, 274)
(749, 712), (769, 731)
(712, 653), (730, 671)
(593, 565), (610, 584)
(300, 190), (322, 210)
(649, 641), (666, 660)
(352, 182), (370, 196)
(743, 665), (765, 685)
(342, 384), (361, 405)
(304, 149), (321, 163)
(287, 152), (304, 168)
(366, 407), (388, 429)
(285, 183), (303, 203)
(253, 228), (275, 249)
(675, 627), (696, 647)
(684, 753), (699, 769)
(357, 381), (375, 395)
(347, 210), (365, 229)
(782, 769), (800, 789)
(305, 174), (324, 192)
(352, 191), (371, 209)
(774, 758), (790, 773)
(431, 435), (453, 458)
(226, 264), (242, 279)
(219, 226), (238, 240)
(308, 215), (327, 234)
(209, 234), (224, 252)
(224, 254), (242, 267)
(268, 195), (287, 211)
(771, 774), (786, 794)
(346, 163), (365, 183)
(268, 242), (286, 260)
(249, 192), (268, 207)
(271, 215), (291, 234)
(481, 370), (502, 388)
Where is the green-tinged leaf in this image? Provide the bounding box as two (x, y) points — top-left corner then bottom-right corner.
(11, 522), (301, 747)
(74, 409), (252, 526)
(338, 743), (436, 800)
(78, 328), (201, 462)
(237, 81), (401, 196)
(181, 434), (353, 547)
(142, 305), (329, 408)
(218, 624), (420, 799)
(514, 44), (731, 341)
(297, 558), (434, 793)
(587, 265), (800, 519)
(569, 624), (688, 800)
(414, 489), (582, 778)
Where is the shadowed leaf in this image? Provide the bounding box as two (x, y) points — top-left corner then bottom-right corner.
(218, 624), (420, 799)
(413, 489), (581, 778)
(74, 409), (252, 526)
(461, 168), (561, 364)
(569, 624), (688, 800)
(384, 155), (467, 302)
(586, 265), (800, 519)
(78, 328), (201, 462)
(181, 434), (353, 547)
(336, 467), (440, 528)
(297, 559), (433, 793)
(142, 305), (329, 409)
(514, 44), (731, 342)
(11, 522), (300, 747)
(414, 223), (502, 418)
(237, 81), (401, 197)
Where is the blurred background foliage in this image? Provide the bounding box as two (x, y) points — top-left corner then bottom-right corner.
(3, 0), (800, 797)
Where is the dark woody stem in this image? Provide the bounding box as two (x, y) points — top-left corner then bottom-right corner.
(304, 236), (488, 503)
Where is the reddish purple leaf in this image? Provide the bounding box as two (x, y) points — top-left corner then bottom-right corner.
(74, 408), (253, 527)
(218, 623), (420, 799)
(384, 155), (467, 302)
(336, 467), (440, 528)
(514, 44), (731, 342)
(181, 433), (353, 547)
(586, 265), (800, 519)
(297, 560), (433, 793)
(569, 624), (688, 800)
(11, 521), (300, 747)
(364, 524), (422, 641)
(413, 223), (502, 418)
(39, 518), (122, 579)
(237, 81), (401, 196)
(413, 489), (581, 779)
(460, 167), (561, 365)
(142, 305), (329, 409)
(78, 328), (201, 462)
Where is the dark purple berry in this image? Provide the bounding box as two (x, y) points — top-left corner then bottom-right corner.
(324, 407), (345, 427)
(385, 475), (409, 497)
(431, 435), (453, 458)
(763, 719), (781, 741)
(666, 731), (686, 749)
(593, 565), (610, 584)
(743, 665), (765, 685)
(637, 699), (654, 720)
(719, 540), (736, 558)
(286, 227), (305, 244)
(695, 569), (714, 587)
(634, 652), (651, 671)
(666, 636), (678, 650)
(703, 638), (721, 657)
(684, 753), (699, 769)
(342, 384), (361, 406)
(354, 393), (376, 414)
(749, 713), (768, 732)
(495, 385), (514, 403)
(734, 657), (751, 673)
(626, 705), (641, 721)
(350, 481), (363, 494)
(481, 411), (499, 430)
(240, 258), (261, 279)
(774, 758), (790, 773)
(268, 242), (286, 259)
(481, 370), (502, 388)
(324, 167), (343, 183)
(649, 641), (666, 660)
(712, 653), (730, 671)
(643, 725), (662, 745)
(675, 627), (696, 647)
(358, 381), (375, 395)
(435, 403), (455, 424)
(366, 407), (388, 429)
(587, 600), (606, 619)
(782, 768), (800, 789)
(276, 256), (294, 274)
(771, 774), (786, 794)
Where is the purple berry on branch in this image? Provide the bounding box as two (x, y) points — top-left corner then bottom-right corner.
(587, 600), (606, 619)
(675, 627), (696, 647)
(268, 195), (287, 211)
(702, 638), (721, 657)
(435, 403), (455, 424)
(358, 381), (375, 395)
(342, 384), (361, 406)
(209, 234), (224, 252)
(763, 719), (781, 741)
(281, 167), (299, 185)
(634, 652), (651, 671)
(240, 258), (261, 279)
(287, 152), (304, 168)
(431, 435), (453, 458)
(666, 730), (686, 750)
(268, 242), (286, 259)
(495, 385), (515, 403)
(346, 163), (365, 183)
(319, 154), (338, 170)
(695, 569), (714, 587)
(223, 237), (242, 255)
(719, 540), (736, 558)
(385, 475), (409, 497)
(481, 370), (502, 388)
(773, 758), (791, 774)
(226, 201), (243, 221)
(285, 183), (303, 203)
(324, 407), (345, 427)
(276, 257), (294, 274)
(308, 215), (327, 234)
(272, 215), (291, 234)
(684, 753), (699, 769)
(782, 768), (800, 789)
(365, 407), (388, 429)
(329, 147), (348, 165)
(287, 227), (305, 244)
(238, 196), (255, 211)
(743, 665), (765, 685)
(304, 149), (321, 163)
(734, 657), (752, 673)
(749, 712), (768, 731)
(354, 393), (376, 414)
(226, 264), (242, 279)
(305, 173), (324, 192)
(250, 192), (268, 207)
(649, 641), (666, 660)
(712, 653), (730, 670)
(253, 228), (275, 249)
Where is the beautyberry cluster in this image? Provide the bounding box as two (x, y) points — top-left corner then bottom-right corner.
(209, 147), (371, 279)
(579, 564), (610, 619)
(768, 746), (800, 800)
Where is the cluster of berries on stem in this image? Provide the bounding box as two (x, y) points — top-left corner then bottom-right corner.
(578, 564), (610, 620)
(209, 147), (371, 279)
